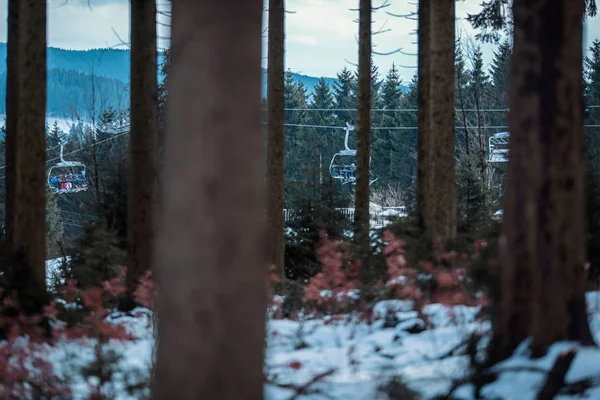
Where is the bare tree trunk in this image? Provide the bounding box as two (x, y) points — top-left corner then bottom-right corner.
(11, 0), (48, 313)
(492, 0), (594, 362)
(152, 0), (266, 398)
(354, 0), (372, 271)
(417, 0), (433, 232)
(430, 0), (456, 241)
(266, 0), (286, 279)
(126, 0), (158, 308)
(523, 0), (594, 356)
(5, 0), (18, 243)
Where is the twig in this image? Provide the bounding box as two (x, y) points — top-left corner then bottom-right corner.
(268, 368), (337, 400)
(536, 348), (577, 400)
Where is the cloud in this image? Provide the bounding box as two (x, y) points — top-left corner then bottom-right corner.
(0, 0), (596, 80)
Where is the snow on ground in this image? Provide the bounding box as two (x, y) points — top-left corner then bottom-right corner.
(35, 259), (600, 399)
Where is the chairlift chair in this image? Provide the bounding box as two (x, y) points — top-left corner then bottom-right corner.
(329, 123), (378, 186)
(488, 132), (510, 163)
(47, 138), (89, 194)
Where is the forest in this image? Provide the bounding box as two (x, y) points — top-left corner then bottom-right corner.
(1, 0), (600, 399)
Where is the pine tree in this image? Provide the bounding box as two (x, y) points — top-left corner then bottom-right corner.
(489, 39), (512, 112)
(332, 66), (357, 126)
(46, 189), (64, 259)
(284, 69), (310, 191)
(584, 39), (600, 281)
(455, 41), (471, 154)
(372, 64), (408, 186)
(307, 77), (335, 173)
(48, 120), (63, 149)
(354, 58), (382, 107)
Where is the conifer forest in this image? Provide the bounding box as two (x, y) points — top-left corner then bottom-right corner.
(1, 0), (600, 399)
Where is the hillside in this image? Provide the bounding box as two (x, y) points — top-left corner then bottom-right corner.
(0, 43), (408, 117)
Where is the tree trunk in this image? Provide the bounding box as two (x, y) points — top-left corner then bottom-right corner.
(417, 0), (433, 232)
(11, 0), (48, 313)
(266, 0), (286, 279)
(492, 0), (595, 362)
(429, 0), (456, 241)
(354, 0), (372, 272)
(126, 0), (158, 309)
(5, 0), (18, 244)
(152, 0), (266, 398)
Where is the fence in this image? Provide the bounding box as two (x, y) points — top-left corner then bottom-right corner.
(283, 206), (407, 228)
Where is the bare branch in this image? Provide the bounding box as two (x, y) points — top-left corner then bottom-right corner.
(373, 48), (403, 56)
(373, 20), (391, 35)
(373, 28), (392, 35)
(386, 11), (416, 18)
(111, 26), (130, 48)
(344, 58), (358, 67)
(398, 49), (418, 56)
(395, 64), (418, 69)
(373, 0), (391, 11)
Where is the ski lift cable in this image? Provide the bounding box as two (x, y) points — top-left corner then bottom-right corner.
(3, 120), (600, 177)
(0, 130), (130, 180)
(282, 123), (600, 130)
(283, 105), (600, 112)
(0, 141), (68, 171)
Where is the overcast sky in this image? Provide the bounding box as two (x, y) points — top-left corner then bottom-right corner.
(0, 0), (598, 83)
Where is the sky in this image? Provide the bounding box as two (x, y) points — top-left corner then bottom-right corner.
(0, 0), (598, 83)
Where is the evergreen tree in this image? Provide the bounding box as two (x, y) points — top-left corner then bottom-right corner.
(46, 189), (64, 258)
(48, 120), (63, 149)
(455, 41), (471, 154)
(372, 63), (408, 187)
(489, 39), (512, 110)
(354, 57), (383, 107)
(307, 78), (335, 179)
(332, 66), (357, 126)
(284, 162), (352, 281)
(584, 39), (600, 280)
(488, 39), (512, 130)
(284, 69), (310, 196)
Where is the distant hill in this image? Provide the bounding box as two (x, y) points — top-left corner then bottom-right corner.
(0, 43), (408, 117)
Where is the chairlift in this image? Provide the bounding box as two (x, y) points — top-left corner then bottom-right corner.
(329, 123), (377, 186)
(47, 138), (89, 194)
(488, 132), (510, 163)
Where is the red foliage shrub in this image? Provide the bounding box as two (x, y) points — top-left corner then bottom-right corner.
(0, 268), (150, 398)
(302, 231), (360, 315)
(288, 229), (488, 325)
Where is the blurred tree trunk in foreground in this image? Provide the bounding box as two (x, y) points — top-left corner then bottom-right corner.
(491, 0), (595, 363)
(152, 0), (266, 398)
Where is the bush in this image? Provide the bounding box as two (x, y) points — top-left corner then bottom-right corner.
(67, 220), (125, 291)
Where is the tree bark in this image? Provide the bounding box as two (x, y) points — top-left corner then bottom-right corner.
(266, 0), (286, 278)
(522, 0), (594, 355)
(354, 0), (372, 271)
(5, 0), (18, 244)
(152, 0), (266, 398)
(126, 0), (158, 308)
(11, 0), (48, 313)
(492, 0), (594, 362)
(417, 0), (433, 233)
(429, 0), (456, 241)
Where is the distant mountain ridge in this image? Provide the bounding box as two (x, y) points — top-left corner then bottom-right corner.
(0, 43), (408, 117)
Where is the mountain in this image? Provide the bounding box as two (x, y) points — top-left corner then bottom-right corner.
(0, 43), (408, 117)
